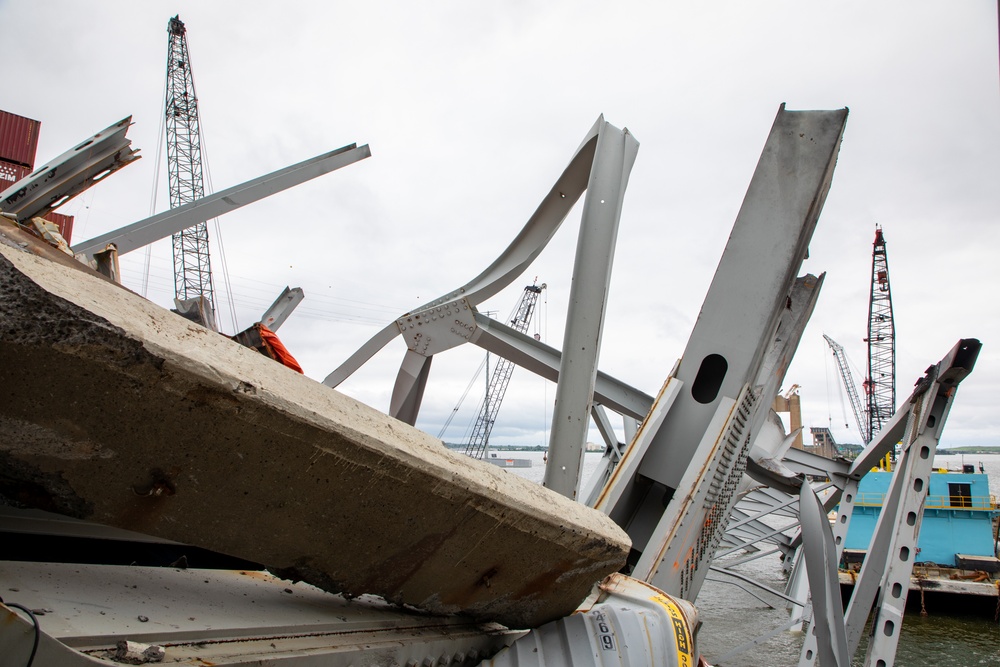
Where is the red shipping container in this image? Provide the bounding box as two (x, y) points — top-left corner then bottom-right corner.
(0, 110), (41, 169)
(43, 211), (75, 244)
(0, 158), (31, 194)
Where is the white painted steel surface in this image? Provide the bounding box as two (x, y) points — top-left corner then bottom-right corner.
(72, 143), (370, 257)
(0, 561), (520, 666)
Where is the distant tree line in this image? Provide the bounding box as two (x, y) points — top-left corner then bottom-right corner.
(443, 443), (549, 452)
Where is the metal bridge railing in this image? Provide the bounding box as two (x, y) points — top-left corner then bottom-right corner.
(854, 492), (998, 510)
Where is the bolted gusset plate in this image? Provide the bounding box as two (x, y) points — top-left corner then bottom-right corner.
(396, 297), (478, 357)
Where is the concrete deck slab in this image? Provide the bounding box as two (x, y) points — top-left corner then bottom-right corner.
(0, 224), (630, 629)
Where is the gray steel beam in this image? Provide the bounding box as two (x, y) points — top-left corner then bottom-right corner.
(708, 565), (803, 606)
(782, 447), (851, 482)
(634, 108), (846, 492)
(724, 491), (805, 533)
(544, 121), (639, 499)
(73, 143), (370, 257)
(797, 339), (981, 667)
(857, 340), (979, 665)
(590, 375), (684, 514)
(260, 286), (305, 332)
(470, 311), (653, 420)
(390, 349), (434, 426)
(785, 547), (810, 630)
(846, 406), (909, 479)
(632, 387), (758, 599)
(799, 482), (850, 667)
(322, 118), (609, 393)
(600, 106), (848, 584)
(713, 521), (799, 560)
(716, 547), (782, 569)
(591, 404), (624, 458)
(746, 272), (826, 466)
(322, 118), (643, 442)
(799, 367), (949, 667)
(0, 117), (141, 223)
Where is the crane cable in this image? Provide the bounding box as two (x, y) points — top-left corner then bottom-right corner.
(436, 356), (487, 440)
(142, 74), (169, 299)
(437, 291), (534, 442)
(186, 35), (239, 335)
(825, 336), (850, 430)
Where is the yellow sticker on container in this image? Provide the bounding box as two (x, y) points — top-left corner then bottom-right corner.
(651, 594), (694, 667)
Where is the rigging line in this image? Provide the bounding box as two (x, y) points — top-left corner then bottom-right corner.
(543, 286), (549, 448)
(824, 336), (832, 427)
(436, 356), (488, 440)
(212, 216), (239, 333)
(191, 270), (407, 312)
(122, 257), (401, 325)
(825, 335), (850, 430)
(196, 108), (239, 335)
(445, 289), (535, 445)
(458, 382), (488, 448)
(144, 73), (169, 298)
(184, 33), (238, 335)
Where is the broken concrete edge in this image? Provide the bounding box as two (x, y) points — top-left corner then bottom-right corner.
(137, 315), (626, 555)
(1, 217), (111, 284)
(0, 238), (632, 609)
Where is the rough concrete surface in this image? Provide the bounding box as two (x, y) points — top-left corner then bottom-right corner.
(0, 226), (630, 629)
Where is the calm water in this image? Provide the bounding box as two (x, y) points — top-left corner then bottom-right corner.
(500, 450), (1000, 667)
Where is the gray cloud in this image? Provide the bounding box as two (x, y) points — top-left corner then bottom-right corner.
(4, 0), (997, 450)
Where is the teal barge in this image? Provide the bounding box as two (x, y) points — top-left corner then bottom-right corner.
(840, 469), (1000, 610)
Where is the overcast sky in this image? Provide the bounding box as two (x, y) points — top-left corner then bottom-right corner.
(4, 1), (998, 451)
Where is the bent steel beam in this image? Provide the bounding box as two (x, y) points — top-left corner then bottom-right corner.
(470, 312), (653, 420)
(260, 286), (305, 332)
(544, 121), (639, 499)
(0, 117), (141, 223)
(797, 338), (981, 667)
(323, 117), (639, 456)
(746, 272), (826, 474)
(855, 345), (979, 666)
(72, 143), (371, 258)
(600, 106), (848, 594)
(799, 482), (850, 667)
(322, 118), (607, 394)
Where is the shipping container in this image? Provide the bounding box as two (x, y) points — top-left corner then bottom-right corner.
(0, 158), (31, 194)
(44, 211), (75, 244)
(0, 110), (41, 168)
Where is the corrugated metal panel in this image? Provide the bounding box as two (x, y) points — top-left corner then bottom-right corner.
(44, 211), (75, 244)
(0, 159), (31, 193)
(0, 111), (40, 168)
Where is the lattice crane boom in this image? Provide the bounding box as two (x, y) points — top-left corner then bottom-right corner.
(823, 334), (869, 443)
(464, 284), (545, 459)
(166, 16), (215, 324)
(865, 226), (895, 442)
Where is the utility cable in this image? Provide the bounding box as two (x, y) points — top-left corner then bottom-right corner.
(0, 596), (39, 667)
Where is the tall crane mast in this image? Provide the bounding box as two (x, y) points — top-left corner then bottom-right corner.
(864, 226), (895, 441)
(823, 334), (869, 443)
(165, 16), (216, 328)
(464, 283), (545, 460)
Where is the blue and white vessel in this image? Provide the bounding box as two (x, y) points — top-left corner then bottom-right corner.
(840, 467), (1000, 609)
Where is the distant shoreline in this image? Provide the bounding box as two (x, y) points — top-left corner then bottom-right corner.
(937, 447), (1000, 455)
